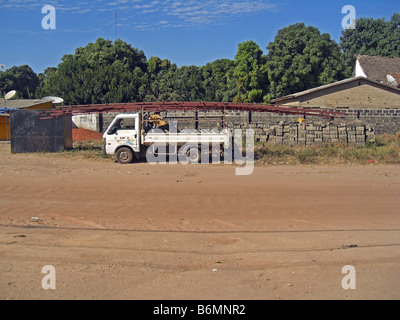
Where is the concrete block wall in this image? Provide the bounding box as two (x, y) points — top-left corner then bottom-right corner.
(72, 114), (101, 132)
(154, 110), (377, 145)
(73, 107), (399, 141)
(156, 108), (400, 136)
(349, 108), (400, 135)
(250, 108), (400, 135)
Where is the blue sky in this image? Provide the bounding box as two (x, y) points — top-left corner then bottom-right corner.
(0, 0), (399, 74)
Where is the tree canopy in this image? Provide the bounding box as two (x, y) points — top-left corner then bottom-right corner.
(1, 13), (398, 105)
(233, 41), (268, 103)
(34, 38), (148, 105)
(340, 13), (400, 67)
(0, 65), (39, 99)
(265, 23), (349, 100)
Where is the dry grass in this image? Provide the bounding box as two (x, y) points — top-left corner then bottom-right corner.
(36, 140), (111, 162)
(255, 133), (400, 165)
(38, 133), (400, 166)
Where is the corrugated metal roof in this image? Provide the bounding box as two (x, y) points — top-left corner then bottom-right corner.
(357, 55), (400, 85)
(271, 76), (400, 103)
(0, 98), (51, 109)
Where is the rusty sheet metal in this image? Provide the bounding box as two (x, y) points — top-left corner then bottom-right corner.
(39, 101), (352, 119)
(10, 110), (71, 154)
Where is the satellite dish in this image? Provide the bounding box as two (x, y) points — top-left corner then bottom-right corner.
(42, 96), (64, 104)
(387, 74), (398, 87)
(5, 90), (17, 100)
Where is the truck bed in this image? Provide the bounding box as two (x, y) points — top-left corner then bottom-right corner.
(142, 128), (230, 146)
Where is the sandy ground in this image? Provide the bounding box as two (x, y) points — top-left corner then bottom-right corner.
(0, 142), (399, 300)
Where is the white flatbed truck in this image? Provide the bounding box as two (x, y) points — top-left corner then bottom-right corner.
(102, 112), (231, 164)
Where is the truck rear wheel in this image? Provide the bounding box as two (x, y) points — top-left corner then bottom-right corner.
(183, 145), (201, 164)
(116, 147), (134, 164)
(187, 148), (200, 163)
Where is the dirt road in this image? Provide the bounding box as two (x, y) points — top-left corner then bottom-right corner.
(0, 143), (399, 300)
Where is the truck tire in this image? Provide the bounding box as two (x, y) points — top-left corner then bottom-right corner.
(184, 145), (201, 164)
(116, 147), (134, 164)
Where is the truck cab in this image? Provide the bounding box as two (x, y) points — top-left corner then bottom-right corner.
(103, 114), (141, 163)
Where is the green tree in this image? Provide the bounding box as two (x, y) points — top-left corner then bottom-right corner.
(40, 38), (148, 105)
(173, 65), (205, 101)
(340, 13), (400, 69)
(202, 59), (236, 102)
(155, 63), (181, 101)
(35, 67), (57, 99)
(265, 23), (348, 99)
(74, 38), (147, 72)
(143, 57), (178, 101)
(0, 65), (39, 99)
(0, 68), (15, 97)
(233, 41), (268, 103)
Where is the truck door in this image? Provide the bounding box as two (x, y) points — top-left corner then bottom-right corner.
(111, 117), (139, 151)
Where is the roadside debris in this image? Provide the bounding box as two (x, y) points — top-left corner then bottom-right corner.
(330, 244), (359, 251)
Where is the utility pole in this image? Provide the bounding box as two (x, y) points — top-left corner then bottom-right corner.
(115, 11), (118, 42)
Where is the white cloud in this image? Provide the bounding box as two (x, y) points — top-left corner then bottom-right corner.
(0, 0), (278, 30)
(130, 0), (278, 29)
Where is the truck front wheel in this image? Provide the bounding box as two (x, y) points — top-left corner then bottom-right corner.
(116, 147), (134, 164)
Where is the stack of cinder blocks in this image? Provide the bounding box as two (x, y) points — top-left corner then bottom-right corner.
(256, 122), (375, 146)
